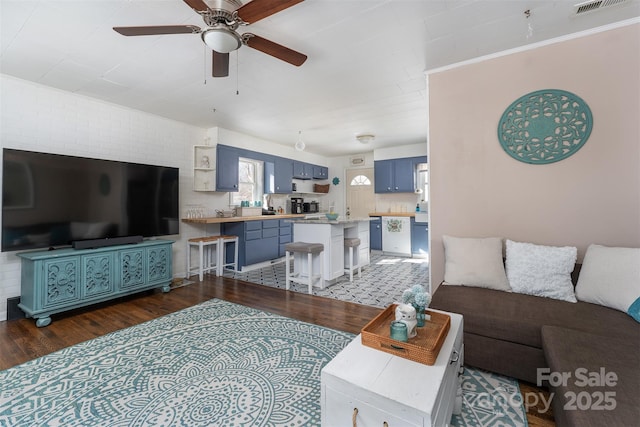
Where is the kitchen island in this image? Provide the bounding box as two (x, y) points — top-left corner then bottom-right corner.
(287, 218), (372, 287)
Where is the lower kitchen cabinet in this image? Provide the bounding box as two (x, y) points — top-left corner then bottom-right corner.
(369, 217), (382, 250)
(278, 219), (292, 257)
(223, 219), (291, 270)
(411, 217), (429, 256)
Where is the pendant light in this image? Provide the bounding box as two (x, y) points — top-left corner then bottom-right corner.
(295, 131), (306, 151)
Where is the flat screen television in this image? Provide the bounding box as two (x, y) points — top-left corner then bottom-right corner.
(2, 148), (179, 252)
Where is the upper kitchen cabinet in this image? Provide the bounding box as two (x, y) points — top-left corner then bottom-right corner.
(216, 144), (240, 191)
(296, 162), (328, 180)
(265, 157), (294, 194)
(374, 156), (427, 193)
(312, 165), (329, 180)
(293, 161), (313, 179)
(275, 158), (294, 192)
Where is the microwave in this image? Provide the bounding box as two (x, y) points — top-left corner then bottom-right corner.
(303, 202), (319, 213)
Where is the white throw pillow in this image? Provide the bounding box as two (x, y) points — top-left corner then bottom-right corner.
(442, 235), (510, 291)
(575, 244), (640, 320)
(505, 240), (577, 302)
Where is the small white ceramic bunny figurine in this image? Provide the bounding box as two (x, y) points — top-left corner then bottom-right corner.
(395, 303), (417, 338)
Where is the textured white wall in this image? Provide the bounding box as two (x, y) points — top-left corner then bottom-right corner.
(0, 75), (205, 321)
(0, 75), (349, 322)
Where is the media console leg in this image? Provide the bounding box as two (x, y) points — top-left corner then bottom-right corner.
(162, 285), (171, 293)
(36, 316), (51, 328)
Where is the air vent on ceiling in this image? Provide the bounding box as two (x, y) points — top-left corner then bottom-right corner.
(574, 0), (628, 15)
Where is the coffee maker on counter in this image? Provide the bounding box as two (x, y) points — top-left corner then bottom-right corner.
(290, 197), (304, 214)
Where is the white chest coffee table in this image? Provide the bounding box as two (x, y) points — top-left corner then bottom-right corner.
(321, 310), (463, 427)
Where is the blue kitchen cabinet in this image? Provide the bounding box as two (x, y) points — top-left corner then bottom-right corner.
(216, 144), (240, 191)
(374, 160), (393, 193)
(265, 157), (294, 194)
(312, 165), (329, 180)
(293, 161), (313, 179)
(392, 157), (415, 192)
(278, 219), (292, 257)
(274, 157), (294, 193)
(223, 220), (290, 269)
(17, 240), (173, 327)
(374, 156), (427, 193)
(411, 217), (429, 255)
(246, 221), (278, 266)
(370, 217), (382, 250)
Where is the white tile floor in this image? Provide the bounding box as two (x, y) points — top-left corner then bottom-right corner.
(223, 252), (430, 308)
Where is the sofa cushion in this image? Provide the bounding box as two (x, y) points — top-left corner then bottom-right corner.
(431, 284), (638, 349)
(542, 325), (640, 427)
(506, 240), (577, 302)
(442, 235), (510, 291)
(575, 244), (640, 320)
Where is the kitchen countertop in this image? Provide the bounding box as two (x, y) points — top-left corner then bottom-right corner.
(368, 212), (419, 217)
(182, 214), (305, 224)
(287, 217), (373, 224)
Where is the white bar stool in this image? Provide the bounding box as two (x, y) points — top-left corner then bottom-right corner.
(218, 235), (239, 275)
(344, 237), (361, 282)
(285, 242), (324, 294)
(186, 236), (220, 281)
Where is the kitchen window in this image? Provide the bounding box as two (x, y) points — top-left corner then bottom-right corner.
(350, 175), (371, 186)
(230, 158), (264, 206)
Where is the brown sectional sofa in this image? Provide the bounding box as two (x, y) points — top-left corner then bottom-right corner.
(431, 270), (640, 427)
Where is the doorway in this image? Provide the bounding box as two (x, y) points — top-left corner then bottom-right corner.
(346, 168), (375, 218)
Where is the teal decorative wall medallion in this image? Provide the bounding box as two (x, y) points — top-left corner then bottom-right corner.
(332, 177), (340, 185)
(497, 89), (593, 164)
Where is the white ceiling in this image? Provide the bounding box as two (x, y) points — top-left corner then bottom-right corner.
(1, 0), (638, 156)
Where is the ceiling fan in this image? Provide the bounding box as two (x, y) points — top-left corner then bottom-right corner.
(113, 0), (307, 77)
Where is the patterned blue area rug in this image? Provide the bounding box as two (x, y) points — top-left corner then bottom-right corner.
(0, 299), (353, 426)
(0, 299), (527, 427)
(452, 367), (528, 427)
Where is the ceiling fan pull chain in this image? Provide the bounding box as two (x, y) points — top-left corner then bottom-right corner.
(203, 45), (207, 85)
(236, 50), (240, 95)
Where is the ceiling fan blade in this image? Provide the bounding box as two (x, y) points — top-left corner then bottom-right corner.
(113, 25), (200, 36)
(244, 34), (307, 66)
(212, 51), (230, 77)
(182, 0), (210, 12)
(237, 0), (303, 24)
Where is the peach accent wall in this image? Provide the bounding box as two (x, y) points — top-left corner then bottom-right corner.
(429, 23), (640, 289)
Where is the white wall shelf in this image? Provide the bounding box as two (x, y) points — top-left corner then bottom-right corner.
(193, 145), (216, 192)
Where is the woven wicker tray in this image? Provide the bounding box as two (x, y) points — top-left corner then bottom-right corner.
(361, 304), (450, 365)
(313, 183), (330, 193)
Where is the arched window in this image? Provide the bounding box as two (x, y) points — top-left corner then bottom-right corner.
(350, 175), (371, 186)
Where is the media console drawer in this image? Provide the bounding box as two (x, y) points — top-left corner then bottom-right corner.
(17, 239), (174, 327)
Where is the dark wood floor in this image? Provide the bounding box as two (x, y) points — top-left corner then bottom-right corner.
(0, 275), (554, 426)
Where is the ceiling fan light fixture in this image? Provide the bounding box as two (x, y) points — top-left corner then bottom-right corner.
(356, 134), (375, 144)
(202, 26), (241, 53)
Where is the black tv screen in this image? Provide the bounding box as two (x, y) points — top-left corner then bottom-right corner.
(2, 149), (179, 252)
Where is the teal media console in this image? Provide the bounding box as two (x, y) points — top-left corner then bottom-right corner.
(17, 239), (174, 327)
